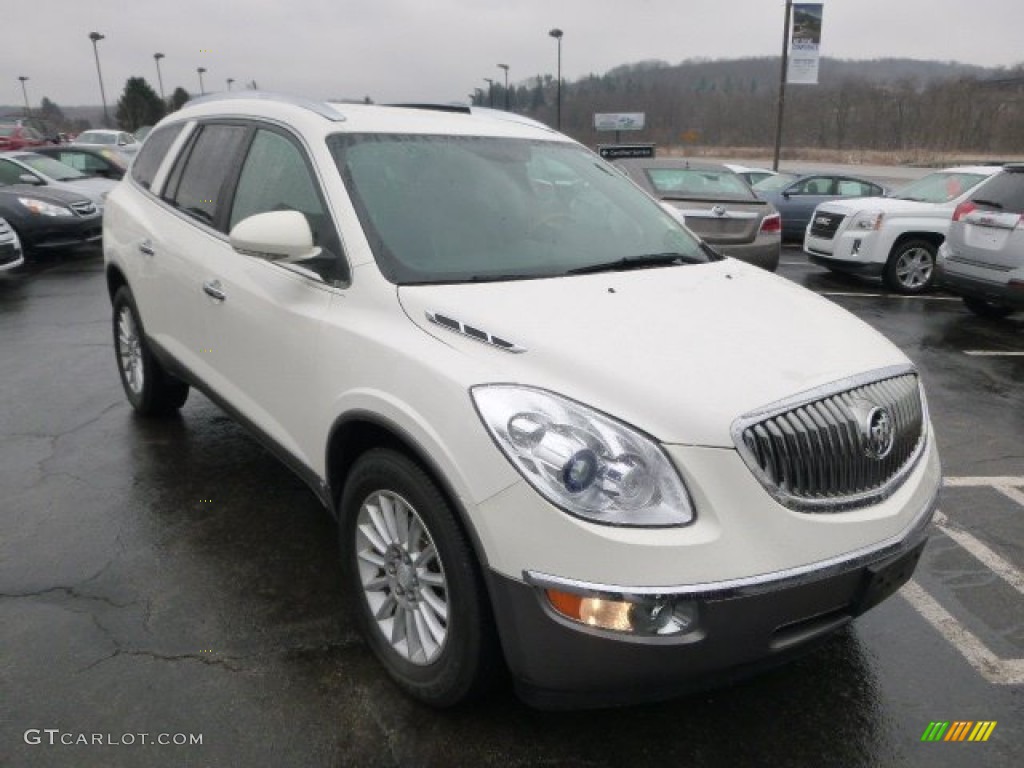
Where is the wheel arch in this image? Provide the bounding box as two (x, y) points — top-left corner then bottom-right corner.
(105, 262), (129, 304)
(325, 411), (492, 572)
(889, 230), (944, 256)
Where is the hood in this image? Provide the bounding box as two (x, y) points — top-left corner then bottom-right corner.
(59, 177), (117, 203)
(817, 195), (949, 217)
(0, 183), (94, 207)
(398, 260), (908, 446)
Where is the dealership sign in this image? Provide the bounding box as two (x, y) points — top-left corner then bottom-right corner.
(788, 3), (823, 84)
(594, 113), (646, 132)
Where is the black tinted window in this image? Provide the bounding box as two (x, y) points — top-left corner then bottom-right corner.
(164, 124), (247, 228)
(131, 124), (184, 190)
(973, 172), (1024, 214)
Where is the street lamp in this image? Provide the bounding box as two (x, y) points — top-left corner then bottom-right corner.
(483, 77), (494, 108)
(497, 63), (510, 110)
(197, 67), (207, 96)
(154, 53), (166, 101)
(88, 32), (109, 127)
(18, 76), (31, 116)
(548, 28), (563, 130)
(226, 78), (234, 91)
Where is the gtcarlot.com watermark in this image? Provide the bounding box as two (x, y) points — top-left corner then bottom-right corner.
(24, 729), (202, 747)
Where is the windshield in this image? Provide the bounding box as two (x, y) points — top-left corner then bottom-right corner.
(891, 172), (989, 203)
(78, 131), (116, 145)
(329, 134), (709, 284)
(18, 154), (86, 181)
(753, 173), (799, 192)
(644, 167), (755, 200)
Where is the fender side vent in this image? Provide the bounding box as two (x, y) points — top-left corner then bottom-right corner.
(425, 311), (526, 353)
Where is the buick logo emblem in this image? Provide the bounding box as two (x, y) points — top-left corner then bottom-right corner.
(863, 407), (895, 460)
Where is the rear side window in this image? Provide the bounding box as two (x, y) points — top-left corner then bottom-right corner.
(131, 124), (184, 190)
(163, 124), (248, 228)
(973, 172), (1024, 214)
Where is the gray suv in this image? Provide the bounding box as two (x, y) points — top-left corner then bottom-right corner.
(937, 164), (1024, 318)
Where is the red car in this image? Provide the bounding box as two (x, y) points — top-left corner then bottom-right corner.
(0, 123), (49, 151)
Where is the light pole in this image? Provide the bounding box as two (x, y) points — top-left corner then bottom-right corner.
(89, 32), (109, 127)
(197, 67), (207, 96)
(483, 78), (494, 108)
(154, 53), (166, 101)
(497, 63), (509, 110)
(548, 28), (563, 130)
(18, 76), (30, 116)
(226, 78), (234, 91)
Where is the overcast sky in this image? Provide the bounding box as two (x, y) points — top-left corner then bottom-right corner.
(4, 0), (1022, 109)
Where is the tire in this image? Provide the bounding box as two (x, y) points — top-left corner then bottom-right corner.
(963, 297), (1016, 319)
(112, 286), (189, 416)
(340, 448), (498, 707)
(884, 239), (937, 295)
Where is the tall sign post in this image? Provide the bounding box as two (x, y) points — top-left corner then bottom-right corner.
(772, 2), (824, 171)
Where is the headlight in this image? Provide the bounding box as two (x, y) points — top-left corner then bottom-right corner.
(852, 211), (884, 231)
(18, 197), (73, 217)
(472, 385), (694, 527)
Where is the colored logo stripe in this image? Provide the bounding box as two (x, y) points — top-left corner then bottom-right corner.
(921, 721), (997, 742)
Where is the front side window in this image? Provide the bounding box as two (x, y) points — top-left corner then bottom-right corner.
(131, 123), (184, 190)
(792, 177), (834, 195)
(163, 124), (247, 227)
(330, 134), (708, 284)
(0, 159), (30, 185)
(229, 128), (344, 276)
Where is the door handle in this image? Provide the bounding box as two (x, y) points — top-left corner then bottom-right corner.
(202, 280), (227, 302)
(138, 241), (155, 256)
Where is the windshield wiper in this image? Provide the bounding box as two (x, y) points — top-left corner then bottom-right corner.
(567, 252), (702, 275)
(972, 198), (1004, 210)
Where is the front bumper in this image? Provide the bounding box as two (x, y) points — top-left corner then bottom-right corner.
(486, 478), (937, 709)
(18, 214), (103, 251)
(804, 228), (885, 271)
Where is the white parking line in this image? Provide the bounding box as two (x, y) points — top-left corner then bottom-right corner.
(962, 350), (1024, 357)
(933, 510), (1024, 594)
(780, 261), (818, 267)
(897, 475), (1024, 684)
(820, 292), (960, 300)
(901, 580), (1024, 685)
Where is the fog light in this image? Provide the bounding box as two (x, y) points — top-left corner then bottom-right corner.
(546, 588), (699, 636)
(851, 239), (862, 255)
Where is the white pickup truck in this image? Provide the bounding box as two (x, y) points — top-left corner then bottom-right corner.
(803, 166), (1000, 294)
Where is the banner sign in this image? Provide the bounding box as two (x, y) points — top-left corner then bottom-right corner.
(787, 3), (823, 84)
(597, 144), (655, 160)
(594, 113), (646, 132)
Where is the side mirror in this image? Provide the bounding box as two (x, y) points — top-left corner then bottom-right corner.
(229, 210), (320, 263)
(18, 173), (43, 186)
(118, 139), (128, 146)
(782, 190), (792, 199)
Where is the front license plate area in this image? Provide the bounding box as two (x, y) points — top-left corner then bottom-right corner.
(852, 539), (927, 616)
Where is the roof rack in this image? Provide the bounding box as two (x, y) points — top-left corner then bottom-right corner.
(186, 91), (346, 122)
(384, 103), (472, 114)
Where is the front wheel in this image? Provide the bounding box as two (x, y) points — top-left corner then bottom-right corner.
(963, 297), (1016, 319)
(340, 449), (498, 707)
(884, 239), (937, 294)
(112, 286), (189, 416)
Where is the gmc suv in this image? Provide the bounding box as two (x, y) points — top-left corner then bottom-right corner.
(103, 93), (940, 708)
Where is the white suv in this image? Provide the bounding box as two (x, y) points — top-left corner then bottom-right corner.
(804, 166), (1000, 294)
(104, 93), (941, 708)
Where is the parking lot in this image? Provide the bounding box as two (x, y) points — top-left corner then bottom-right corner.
(1, 245), (1021, 767)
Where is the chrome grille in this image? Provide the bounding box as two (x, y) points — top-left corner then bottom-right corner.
(733, 367), (926, 512)
(810, 212), (844, 239)
(70, 201), (98, 217)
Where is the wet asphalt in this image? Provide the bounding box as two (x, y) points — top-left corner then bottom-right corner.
(1, 246), (1022, 768)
